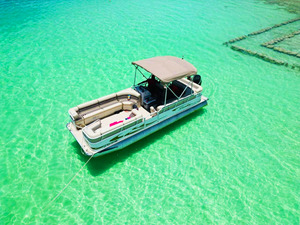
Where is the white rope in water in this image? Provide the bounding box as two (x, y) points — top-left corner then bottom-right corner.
(34, 153), (95, 220)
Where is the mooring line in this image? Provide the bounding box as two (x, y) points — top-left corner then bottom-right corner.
(32, 153), (95, 222)
(47, 154), (94, 206)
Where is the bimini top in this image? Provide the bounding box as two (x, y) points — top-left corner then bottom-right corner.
(132, 56), (197, 83)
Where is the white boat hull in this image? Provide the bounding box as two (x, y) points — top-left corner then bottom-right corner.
(67, 95), (208, 157)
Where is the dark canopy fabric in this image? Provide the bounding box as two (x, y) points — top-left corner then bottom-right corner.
(132, 56), (197, 83)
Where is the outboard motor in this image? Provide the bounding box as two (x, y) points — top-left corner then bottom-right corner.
(193, 75), (202, 85)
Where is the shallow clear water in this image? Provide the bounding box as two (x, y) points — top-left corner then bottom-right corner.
(0, 0), (299, 224)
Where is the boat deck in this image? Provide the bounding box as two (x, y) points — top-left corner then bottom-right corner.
(100, 106), (150, 128)
(67, 56), (209, 157)
(67, 106), (151, 156)
(67, 122), (94, 155)
(67, 95), (208, 157)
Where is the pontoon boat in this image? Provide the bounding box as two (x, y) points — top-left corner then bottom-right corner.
(67, 56), (208, 157)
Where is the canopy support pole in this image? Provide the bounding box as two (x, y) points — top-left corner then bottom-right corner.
(136, 66), (149, 80)
(133, 66), (137, 86)
(164, 84), (168, 106)
(165, 84), (188, 100)
(166, 85), (179, 100)
(178, 85), (188, 99)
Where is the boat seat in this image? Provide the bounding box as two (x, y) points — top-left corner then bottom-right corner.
(83, 102), (123, 125)
(84, 108), (143, 138)
(122, 101), (134, 111)
(116, 88), (141, 107)
(98, 93), (118, 108)
(69, 88), (141, 128)
(90, 119), (102, 131)
(69, 106), (80, 120)
(83, 119), (102, 138)
(78, 99), (100, 115)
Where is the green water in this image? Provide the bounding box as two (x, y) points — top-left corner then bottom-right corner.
(1, 0), (299, 224)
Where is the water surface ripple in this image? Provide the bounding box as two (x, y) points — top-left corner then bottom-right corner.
(0, 0), (299, 224)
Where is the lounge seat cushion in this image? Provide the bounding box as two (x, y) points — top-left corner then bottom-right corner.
(83, 108), (103, 125)
(83, 119), (102, 138)
(117, 88), (141, 107)
(69, 107), (80, 120)
(83, 127), (101, 138)
(89, 119), (101, 131)
(70, 88), (142, 128)
(78, 99), (99, 115)
(98, 93), (118, 108)
(101, 102), (122, 118)
(117, 88), (140, 98)
(83, 102), (122, 125)
(83, 107), (143, 138)
(122, 101), (134, 111)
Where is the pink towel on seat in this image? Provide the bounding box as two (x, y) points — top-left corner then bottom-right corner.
(109, 120), (123, 127)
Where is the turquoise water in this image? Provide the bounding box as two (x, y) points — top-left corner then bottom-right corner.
(1, 0), (299, 224)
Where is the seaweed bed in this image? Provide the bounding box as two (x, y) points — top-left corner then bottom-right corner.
(262, 0), (300, 15)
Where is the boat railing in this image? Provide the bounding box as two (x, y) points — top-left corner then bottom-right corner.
(158, 94), (198, 114)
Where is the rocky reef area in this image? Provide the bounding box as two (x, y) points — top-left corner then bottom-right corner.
(262, 0), (300, 15)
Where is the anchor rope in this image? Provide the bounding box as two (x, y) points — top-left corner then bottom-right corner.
(32, 153), (95, 221)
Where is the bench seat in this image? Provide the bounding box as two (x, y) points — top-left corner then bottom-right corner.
(68, 88), (141, 128)
(83, 109), (142, 139)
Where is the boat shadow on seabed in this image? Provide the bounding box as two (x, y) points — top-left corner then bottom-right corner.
(72, 108), (207, 176)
